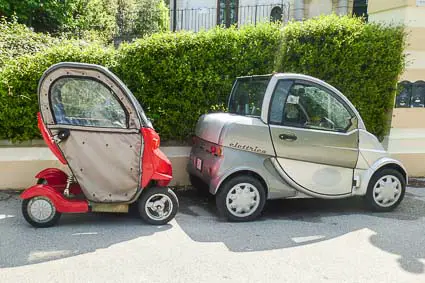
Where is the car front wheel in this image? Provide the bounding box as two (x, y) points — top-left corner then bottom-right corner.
(216, 175), (266, 222)
(365, 168), (406, 212)
(138, 187), (179, 225)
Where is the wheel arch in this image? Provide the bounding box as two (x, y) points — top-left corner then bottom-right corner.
(35, 168), (68, 185)
(215, 169), (269, 197)
(376, 163), (408, 184)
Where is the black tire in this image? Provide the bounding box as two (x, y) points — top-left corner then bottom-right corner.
(22, 196), (61, 228)
(189, 174), (210, 196)
(216, 175), (266, 222)
(138, 187), (179, 225)
(365, 168), (406, 212)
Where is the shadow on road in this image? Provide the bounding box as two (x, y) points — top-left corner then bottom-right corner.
(0, 195), (171, 268)
(176, 187), (425, 274)
(2, 188), (425, 274)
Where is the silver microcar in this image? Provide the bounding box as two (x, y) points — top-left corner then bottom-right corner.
(187, 73), (407, 222)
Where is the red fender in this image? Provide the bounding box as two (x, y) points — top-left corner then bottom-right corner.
(35, 168), (83, 195)
(20, 185), (89, 213)
(35, 168), (68, 186)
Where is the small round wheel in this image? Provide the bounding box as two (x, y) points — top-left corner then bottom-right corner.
(365, 168), (406, 212)
(138, 187), (179, 225)
(216, 175), (266, 222)
(22, 196), (61, 228)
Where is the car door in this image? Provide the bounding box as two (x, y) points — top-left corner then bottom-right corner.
(268, 79), (359, 196)
(38, 63), (144, 202)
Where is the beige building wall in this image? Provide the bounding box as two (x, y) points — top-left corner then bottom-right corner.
(369, 0), (425, 177)
(290, 0), (354, 20)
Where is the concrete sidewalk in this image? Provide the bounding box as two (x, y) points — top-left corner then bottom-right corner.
(0, 146), (191, 190)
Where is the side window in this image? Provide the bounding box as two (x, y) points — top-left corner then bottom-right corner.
(50, 77), (127, 128)
(269, 81), (354, 132)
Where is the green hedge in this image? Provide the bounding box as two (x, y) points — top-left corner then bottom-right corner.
(0, 18), (58, 69)
(276, 15), (406, 138)
(114, 23), (282, 141)
(0, 15), (405, 143)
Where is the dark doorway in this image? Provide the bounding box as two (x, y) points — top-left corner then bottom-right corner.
(353, 0), (368, 21)
(270, 6), (283, 22)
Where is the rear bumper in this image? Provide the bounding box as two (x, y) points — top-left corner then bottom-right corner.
(186, 145), (223, 194)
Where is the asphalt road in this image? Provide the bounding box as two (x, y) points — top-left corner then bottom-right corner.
(1, 187), (425, 283)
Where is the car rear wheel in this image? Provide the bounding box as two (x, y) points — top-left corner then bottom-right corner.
(22, 196), (61, 228)
(216, 175), (266, 222)
(138, 187), (179, 225)
(365, 168), (406, 212)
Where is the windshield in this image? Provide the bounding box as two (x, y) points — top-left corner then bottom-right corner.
(228, 76), (271, 117)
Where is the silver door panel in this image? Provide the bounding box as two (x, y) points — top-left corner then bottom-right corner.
(271, 158), (352, 199)
(277, 157), (354, 196)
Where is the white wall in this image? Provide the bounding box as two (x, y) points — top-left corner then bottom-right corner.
(307, 0), (332, 18)
(170, 0), (217, 31)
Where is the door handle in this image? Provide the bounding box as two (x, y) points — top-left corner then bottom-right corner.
(279, 133), (297, 141)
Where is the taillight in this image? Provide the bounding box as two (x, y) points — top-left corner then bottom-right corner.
(210, 145), (223, 157)
(210, 145), (216, 154)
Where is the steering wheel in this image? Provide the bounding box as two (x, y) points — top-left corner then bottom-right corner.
(319, 117), (335, 130)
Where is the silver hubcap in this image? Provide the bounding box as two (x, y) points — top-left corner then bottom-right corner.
(373, 175), (402, 207)
(145, 194), (173, 221)
(226, 183), (260, 217)
(28, 197), (56, 223)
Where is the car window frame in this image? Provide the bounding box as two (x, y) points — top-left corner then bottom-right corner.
(268, 79), (357, 133)
(48, 76), (130, 129)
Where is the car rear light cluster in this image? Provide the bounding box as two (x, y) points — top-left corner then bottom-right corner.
(209, 145), (222, 156)
(192, 136), (223, 157)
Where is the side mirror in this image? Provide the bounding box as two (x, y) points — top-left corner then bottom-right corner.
(345, 117), (358, 132)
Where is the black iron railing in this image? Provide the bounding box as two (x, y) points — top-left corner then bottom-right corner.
(170, 3), (290, 32)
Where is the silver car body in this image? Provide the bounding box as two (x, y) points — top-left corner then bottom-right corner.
(187, 73), (408, 200)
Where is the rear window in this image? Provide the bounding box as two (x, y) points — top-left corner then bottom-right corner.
(228, 76), (271, 117)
